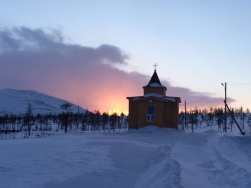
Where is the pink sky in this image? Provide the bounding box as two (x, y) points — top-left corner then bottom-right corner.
(0, 27), (234, 114)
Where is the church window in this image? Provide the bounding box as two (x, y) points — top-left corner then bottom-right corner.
(147, 104), (155, 122)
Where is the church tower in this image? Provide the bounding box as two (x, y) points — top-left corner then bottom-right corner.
(143, 70), (167, 95)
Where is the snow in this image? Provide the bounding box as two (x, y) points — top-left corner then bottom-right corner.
(144, 83), (166, 88)
(1, 126), (251, 188)
(0, 88), (85, 114)
(144, 93), (176, 102)
(132, 97), (141, 101)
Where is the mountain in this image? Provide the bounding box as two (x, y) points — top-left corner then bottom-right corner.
(0, 88), (85, 115)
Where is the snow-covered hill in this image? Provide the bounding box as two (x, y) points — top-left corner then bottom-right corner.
(0, 88), (85, 114)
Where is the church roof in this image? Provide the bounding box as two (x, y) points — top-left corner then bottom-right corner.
(126, 93), (181, 103)
(148, 70), (161, 85)
(143, 70), (166, 88)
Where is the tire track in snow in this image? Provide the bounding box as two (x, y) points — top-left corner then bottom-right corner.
(226, 136), (251, 164)
(210, 145), (251, 187)
(135, 144), (183, 188)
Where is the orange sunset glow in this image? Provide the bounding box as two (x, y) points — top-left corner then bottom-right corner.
(105, 99), (128, 115)
(88, 95), (129, 115)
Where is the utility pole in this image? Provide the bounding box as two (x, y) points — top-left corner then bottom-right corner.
(184, 101), (186, 129)
(222, 82), (227, 132)
(192, 110), (194, 133)
(225, 82), (227, 133)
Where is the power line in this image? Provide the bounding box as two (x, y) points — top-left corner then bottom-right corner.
(228, 84), (251, 85)
(187, 90), (225, 109)
(179, 83), (251, 110)
(186, 86), (223, 105)
(197, 90), (224, 107)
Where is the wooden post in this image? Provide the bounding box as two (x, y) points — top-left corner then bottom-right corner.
(224, 82), (227, 132)
(192, 110), (194, 133)
(222, 82), (227, 132)
(185, 101), (187, 129)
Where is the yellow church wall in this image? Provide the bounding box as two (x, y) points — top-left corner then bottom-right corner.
(127, 70), (181, 130)
(128, 98), (180, 129)
(164, 102), (179, 129)
(136, 99), (165, 128)
(128, 101), (139, 129)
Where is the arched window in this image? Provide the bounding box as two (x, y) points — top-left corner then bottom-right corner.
(147, 104), (155, 122)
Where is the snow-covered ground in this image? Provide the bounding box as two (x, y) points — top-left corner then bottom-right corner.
(1, 126), (251, 188)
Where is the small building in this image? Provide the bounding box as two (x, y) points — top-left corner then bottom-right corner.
(127, 69), (181, 129)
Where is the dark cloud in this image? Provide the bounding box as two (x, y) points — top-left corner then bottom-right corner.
(97, 44), (128, 65)
(0, 27), (234, 113)
(0, 27), (62, 51)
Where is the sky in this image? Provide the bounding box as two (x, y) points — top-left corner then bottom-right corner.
(1, 0), (251, 114)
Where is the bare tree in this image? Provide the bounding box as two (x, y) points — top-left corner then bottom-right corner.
(102, 112), (109, 132)
(60, 102), (72, 112)
(23, 103), (34, 136)
(60, 102), (72, 133)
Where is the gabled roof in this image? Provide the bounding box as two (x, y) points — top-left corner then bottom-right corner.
(143, 70), (166, 88)
(148, 70), (162, 85)
(126, 93), (181, 103)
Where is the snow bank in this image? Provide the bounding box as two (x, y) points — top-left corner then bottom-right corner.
(135, 145), (182, 188)
(1, 126), (251, 188)
(128, 125), (169, 133)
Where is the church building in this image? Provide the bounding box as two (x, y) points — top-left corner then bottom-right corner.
(127, 67), (181, 129)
